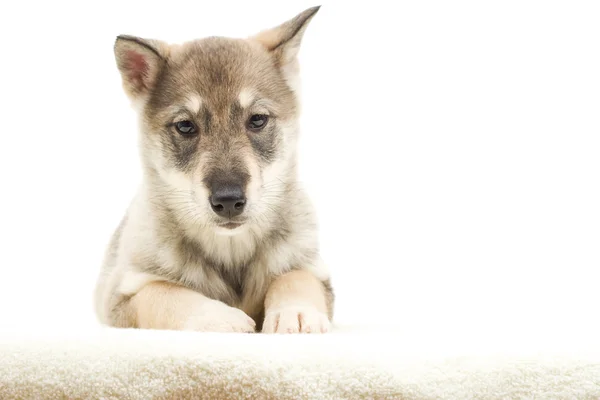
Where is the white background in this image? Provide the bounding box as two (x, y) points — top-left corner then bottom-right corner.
(0, 1), (598, 346)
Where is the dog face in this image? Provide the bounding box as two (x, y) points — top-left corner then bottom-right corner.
(114, 7), (319, 234)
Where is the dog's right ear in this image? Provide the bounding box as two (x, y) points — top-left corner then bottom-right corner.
(114, 35), (168, 100)
(251, 6), (320, 68)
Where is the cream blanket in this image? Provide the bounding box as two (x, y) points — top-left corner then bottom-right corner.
(1, 325), (599, 399)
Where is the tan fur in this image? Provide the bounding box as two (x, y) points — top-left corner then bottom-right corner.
(262, 270), (330, 333)
(132, 281), (255, 332)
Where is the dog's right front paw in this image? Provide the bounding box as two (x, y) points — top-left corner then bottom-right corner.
(183, 299), (256, 333)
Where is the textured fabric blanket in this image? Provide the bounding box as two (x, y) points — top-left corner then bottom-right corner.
(1, 325), (599, 399)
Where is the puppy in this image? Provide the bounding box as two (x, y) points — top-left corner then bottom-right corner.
(94, 6), (333, 333)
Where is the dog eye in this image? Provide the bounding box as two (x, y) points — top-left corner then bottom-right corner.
(247, 114), (269, 132)
(175, 120), (197, 136)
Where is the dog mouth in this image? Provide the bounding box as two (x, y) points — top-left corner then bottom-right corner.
(220, 222), (244, 229)
(216, 219), (247, 230)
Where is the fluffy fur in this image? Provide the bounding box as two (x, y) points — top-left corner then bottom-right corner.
(94, 6), (333, 333)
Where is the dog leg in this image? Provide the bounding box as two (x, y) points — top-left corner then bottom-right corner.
(130, 281), (256, 332)
(262, 270), (331, 334)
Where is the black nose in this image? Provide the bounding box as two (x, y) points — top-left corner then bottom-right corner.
(209, 184), (246, 218)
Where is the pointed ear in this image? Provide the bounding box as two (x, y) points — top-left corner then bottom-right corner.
(114, 35), (168, 100)
(251, 6), (320, 67)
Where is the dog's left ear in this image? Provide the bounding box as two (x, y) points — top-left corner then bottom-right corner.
(114, 35), (170, 101)
(251, 6), (320, 68)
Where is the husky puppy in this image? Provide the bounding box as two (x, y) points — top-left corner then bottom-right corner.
(94, 6), (333, 333)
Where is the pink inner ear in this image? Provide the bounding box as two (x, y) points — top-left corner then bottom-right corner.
(124, 50), (150, 90)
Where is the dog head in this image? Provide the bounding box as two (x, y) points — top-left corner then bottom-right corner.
(114, 7), (319, 234)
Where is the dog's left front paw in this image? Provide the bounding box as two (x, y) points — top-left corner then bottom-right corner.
(262, 306), (330, 334)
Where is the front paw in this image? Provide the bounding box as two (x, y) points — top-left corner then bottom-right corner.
(262, 306), (330, 334)
(183, 300), (256, 333)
